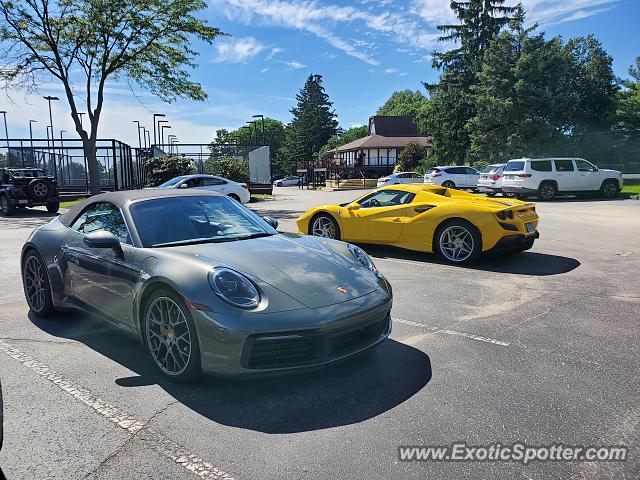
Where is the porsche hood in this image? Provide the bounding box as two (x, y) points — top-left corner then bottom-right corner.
(164, 234), (381, 309)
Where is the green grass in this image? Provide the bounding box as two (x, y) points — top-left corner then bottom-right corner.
(60, 198), (85, 208)
(250, 194), (275, 202)
(621, 179), (640, 195)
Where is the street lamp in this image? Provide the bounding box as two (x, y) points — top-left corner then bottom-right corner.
(132, 120), (143, 149)
(157, 120), (168, 146)
(252, 114), (266, 146)
(168, 135), (176, 154)
(153, 113), (166, 145)
(160, 125), (171, 146)
(43, 95), (60, 178)
(0, 111), (8, 149)
(246, 121), (256, 144)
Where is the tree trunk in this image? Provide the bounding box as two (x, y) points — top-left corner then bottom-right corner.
(83, 137), (102, 195)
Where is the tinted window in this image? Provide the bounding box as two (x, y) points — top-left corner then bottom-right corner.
(130, 195), (276, 247)
(531, 160), (553, 172)
(358, 190), (415, 208)
(554, 160), (575, 172)
(182, 178), (200, 188)
(201, 177), (225, 186)
(446, 167), (465, 175)
(427, 168), (441, 173)
(71, 202), (130, 244)
(575, 160), (597, 172)
(465, 167), (479, 175)
(482, 165), (499, 173)
(505, 161), (525, 172)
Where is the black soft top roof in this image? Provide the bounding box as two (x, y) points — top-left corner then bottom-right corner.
(59, 188), (223, 227)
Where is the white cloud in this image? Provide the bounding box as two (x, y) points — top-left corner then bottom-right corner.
(282, 60), (306, 69)
(384, 68), (398, 74)
(212, 36), (265, 63)
(260, 67), (270, 73)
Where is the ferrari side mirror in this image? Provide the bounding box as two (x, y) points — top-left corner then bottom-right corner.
(346, 203), (361, 211)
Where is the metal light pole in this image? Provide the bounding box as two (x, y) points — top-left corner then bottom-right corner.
(160, 125), (171, 147)
(246, 121), (256, 144)
(29, 120), (37, 151)
(168, 135), (176, 154)
(153, 113), (165, 145)
(157, 120), (168, 148)
(43, 95), (59, 179)
(132, 120), (142, 149)
(145, 129), (151, 149)
(252, 114), (265, 145)
(0, 111), (9, 149)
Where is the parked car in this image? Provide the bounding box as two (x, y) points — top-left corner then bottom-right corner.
(156, 174), (250, 203)
(274, 176), (301, 187)
(476, 164), (507, 196)
(377, 172), (423, 187)
(21, 189), (392, 380)
(297, 183), (539, 265)
(424, 166), (480, 190)
(501, 158), (624, 200)
(0, 168), (61, 216)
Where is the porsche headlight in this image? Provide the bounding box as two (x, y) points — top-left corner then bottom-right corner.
(208, 268), (260, 309)
(348, 244), (379, 275)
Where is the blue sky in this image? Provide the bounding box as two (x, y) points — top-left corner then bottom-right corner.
(2, 0), (639, 146)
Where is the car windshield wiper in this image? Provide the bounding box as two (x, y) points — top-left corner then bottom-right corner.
(152, 232), (274, 248)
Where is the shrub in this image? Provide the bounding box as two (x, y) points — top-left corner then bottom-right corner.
(204, 156), (249, 183)
(396, 141), (429, 172)
(145, 155), (193, 187)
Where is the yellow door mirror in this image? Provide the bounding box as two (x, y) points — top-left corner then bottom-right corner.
(346, 203), (361, 210)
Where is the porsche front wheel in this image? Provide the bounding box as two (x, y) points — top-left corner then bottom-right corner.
(310, 214), (340, 240)
(22, 250), (55, 317)
(144, 289), (201, 381)
(435, 220), (481, 265)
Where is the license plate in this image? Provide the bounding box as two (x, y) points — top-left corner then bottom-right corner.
(18, 200), (28, 204)
(526, 222), (536, 233)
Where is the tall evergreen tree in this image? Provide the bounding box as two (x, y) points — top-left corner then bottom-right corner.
(425, 0), (515, 164)
(284, 74), (338, 165)
(616, 57), (640, 130)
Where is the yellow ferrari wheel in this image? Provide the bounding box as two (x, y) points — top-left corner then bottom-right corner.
(311, 214), (340, 239)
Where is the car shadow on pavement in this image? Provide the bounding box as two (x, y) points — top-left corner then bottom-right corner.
(30, 311), (432, 434)
(0, 209), (59, 230)
(363, 245), (580, 276)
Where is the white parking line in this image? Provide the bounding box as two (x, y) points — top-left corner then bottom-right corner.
(392, 318), (510, 347)
(0, 339), (234, 479)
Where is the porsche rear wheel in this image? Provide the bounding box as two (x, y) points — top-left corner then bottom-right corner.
(144, 289), (201, 381)
(310, 214), (340, 240)
(435, 220), (481, 265)
(22, 250), (55, 317)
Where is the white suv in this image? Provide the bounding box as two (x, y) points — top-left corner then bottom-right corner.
(424, 166), (480, 190)
(501, 158), (623, 200)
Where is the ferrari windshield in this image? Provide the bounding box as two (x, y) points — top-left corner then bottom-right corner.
(130, 195), (277, 247)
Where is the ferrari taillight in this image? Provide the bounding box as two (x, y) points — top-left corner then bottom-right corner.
(497, 210), (514, 220)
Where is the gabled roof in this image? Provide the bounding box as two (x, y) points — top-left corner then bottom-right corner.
(369, 116), (419, 136)
(335, 135), (431, 152)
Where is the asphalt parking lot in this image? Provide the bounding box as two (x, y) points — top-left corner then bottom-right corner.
(0, 187), (639, 479)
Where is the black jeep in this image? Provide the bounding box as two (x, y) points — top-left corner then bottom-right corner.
(0, 168), (61, 216)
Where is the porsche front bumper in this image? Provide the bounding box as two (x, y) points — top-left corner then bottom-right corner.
(193, 287), (393, 375)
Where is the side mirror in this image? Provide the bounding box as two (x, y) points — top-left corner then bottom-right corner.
(83, 230), (121, 249)
(178, 183), (189, 189)
(346, 203), (361, 211)
(262, 216), (278, 229)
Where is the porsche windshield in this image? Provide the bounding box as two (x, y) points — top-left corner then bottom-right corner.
(130, 195), (277, 247)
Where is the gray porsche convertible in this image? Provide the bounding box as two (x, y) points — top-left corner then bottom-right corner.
(21, 190), (392, 380)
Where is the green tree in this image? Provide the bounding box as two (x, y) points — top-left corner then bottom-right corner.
(395, 141), (429, 172)
(144, 154), (193, 187)
(0, 0), (223, 194)
(377, 90), (429, 134)
(565, 36), (618, 133)
(284, 74), (338, 165)
(616, 57), (640, 130)
(467, 8), (573, 161)
(425, 0), (515, 164)
(319, 125), (368, 158)
(203, 156), (249, 183)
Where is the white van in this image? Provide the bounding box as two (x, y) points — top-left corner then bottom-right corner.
(501, 158), (623, 200)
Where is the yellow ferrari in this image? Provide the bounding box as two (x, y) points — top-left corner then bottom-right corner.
(296, 184), (539, 264)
